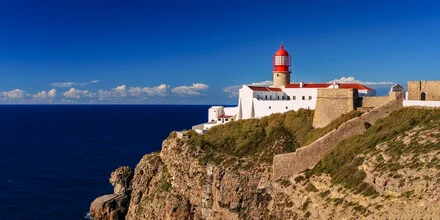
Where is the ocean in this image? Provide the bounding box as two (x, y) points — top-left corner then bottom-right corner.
(0, 105), (209, 219)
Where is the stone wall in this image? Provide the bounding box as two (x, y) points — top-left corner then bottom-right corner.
(408, 81), (440, 101)
(361, 96), (391, 108)
(273, 92), (403, 180)
(312, 89), (356, 128)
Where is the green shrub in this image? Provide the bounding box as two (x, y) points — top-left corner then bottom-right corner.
(186, 109), (362, 167)
(308, 108), (440, 195)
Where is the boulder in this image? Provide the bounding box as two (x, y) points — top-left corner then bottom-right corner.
(90, 193), (129, 220)
(90, 166), (134, 220)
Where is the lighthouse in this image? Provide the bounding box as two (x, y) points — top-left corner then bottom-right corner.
(272, 45), (291, 87)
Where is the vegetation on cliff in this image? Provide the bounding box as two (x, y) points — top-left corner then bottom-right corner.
(93, 107), (440, 219)
(309, 107), (440, 196)
(186, 109), (362, 167)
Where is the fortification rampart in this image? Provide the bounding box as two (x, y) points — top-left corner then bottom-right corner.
(312, 89), (356, 128)
(408, 81), (440, 101)
(362, 96), (390, 108)
(273, 92), (403, 180)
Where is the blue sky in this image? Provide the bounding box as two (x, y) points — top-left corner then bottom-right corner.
(1, 0), (439, 104)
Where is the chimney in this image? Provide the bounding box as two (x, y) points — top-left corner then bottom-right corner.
(300, 82), (304, 88)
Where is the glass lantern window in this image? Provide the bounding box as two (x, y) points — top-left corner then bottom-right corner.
(274, 56), (291, 65)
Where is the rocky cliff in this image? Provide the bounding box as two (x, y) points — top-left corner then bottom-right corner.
(91, 108), (440, 219)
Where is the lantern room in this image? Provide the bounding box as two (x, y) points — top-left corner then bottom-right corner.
(272, 45), (291, 72)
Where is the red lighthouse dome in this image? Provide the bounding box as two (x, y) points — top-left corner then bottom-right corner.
(272, 45), (291, 72)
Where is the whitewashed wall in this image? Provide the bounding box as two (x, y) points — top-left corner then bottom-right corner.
(253, 98), (316, 118)
(284, 88), (317, 101)
(238, 86), (255, 119)
(208, 106), (224, 122)
(403, 100), (440, 107)
(223, 107), (237, 116)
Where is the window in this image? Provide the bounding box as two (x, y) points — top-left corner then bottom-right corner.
(282, 96), (285, 100)
(277, 74), (279, 77)
(292, 96), (296, 100)
(225, 119), (228, 122)
(277, 96), (280, 100)
(421, 92), (426, 100)
(269, 106), (271, 109)
(302, 96), (305, 100)
(285, 106), (288, 109)
(270, 95), (272, 100)
(287, 96), (290, 100)
(265, 95), (267, 100)
(218, 119), (221, 121)
(257, 95), (260, 99)
(309, 96), (312, 100)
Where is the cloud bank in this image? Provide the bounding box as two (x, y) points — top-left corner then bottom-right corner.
(329, 77), (394, 86)
(171, 83), (209, 96)
(223, 80), (274, 98)
(129, 84), (169, 97)
(3, 89), (25, 99)
(63, 88), (93, 99)
(1, 82), (210, 104)
(33, 89), (57, 99)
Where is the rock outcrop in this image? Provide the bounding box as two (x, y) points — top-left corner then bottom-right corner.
(125, 138), (273, 219)
(90, 107), (440, 219)
(90, 166), (133, 220)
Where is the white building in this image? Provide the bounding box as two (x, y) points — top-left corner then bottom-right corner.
(193, 45), (376, 134)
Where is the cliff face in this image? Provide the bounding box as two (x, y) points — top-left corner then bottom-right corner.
(126, 136), (273, 219)
(91, 108), (440, 219)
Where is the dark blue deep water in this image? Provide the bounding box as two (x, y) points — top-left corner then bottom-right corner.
(0, 105), (209, 220)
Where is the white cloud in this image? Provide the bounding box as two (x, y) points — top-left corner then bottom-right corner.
(97, 85), (129, 100)
(171, 83), (209, 96)
(3, 89), (25, 99)
(114, 85), (127, 97)
(249, 80), (273, 86)
(129, 84), (169, 97)
(223, 80), (274, 98)
(329, 77), (394, 85)
(222, 85), (241, 98)
(32, 89), (57, 99)
(51, 80), (100, 88)
(63, 88), (93, 99)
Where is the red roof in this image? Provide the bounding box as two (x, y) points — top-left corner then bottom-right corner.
(274, 45), (289, 56)
(285, 83), (330, 88)
(285, 83), (374, 91)
(338, 83), (374, 91)
(218, 115), (234, 119)
(248, 86), (282, 92)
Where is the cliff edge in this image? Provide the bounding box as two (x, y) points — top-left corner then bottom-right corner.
(91, 107), (440, 219)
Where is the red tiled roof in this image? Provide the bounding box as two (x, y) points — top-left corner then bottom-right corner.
(285, 83), (330, 88)
(218, 115), (234, 119)
(338, 83), (374, 91)
(285, 83), (375, 91)
(248, 86), (282, 92)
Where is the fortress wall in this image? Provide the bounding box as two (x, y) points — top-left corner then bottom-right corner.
(312, 89), (355, 128)
(408, 81), (440, 101)
(273, 92), (403, 180)
(362, 96), (391, 108)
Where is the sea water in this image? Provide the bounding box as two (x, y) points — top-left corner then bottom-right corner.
(0, 105), (208, 219)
